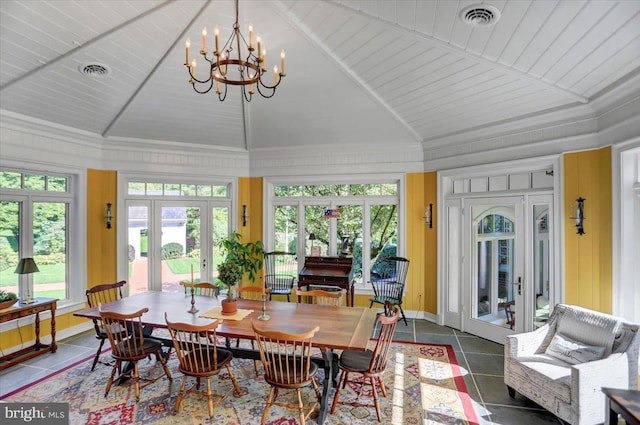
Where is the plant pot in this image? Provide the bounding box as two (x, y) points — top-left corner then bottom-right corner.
(0, 299), (17, 310)
(221, 298), (238, 315)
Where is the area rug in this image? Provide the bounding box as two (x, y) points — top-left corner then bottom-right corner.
(1, 341), (478, 424)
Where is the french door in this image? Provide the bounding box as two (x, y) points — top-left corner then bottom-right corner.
(461, 195), (554, 343)
(126, 200), (230, 294)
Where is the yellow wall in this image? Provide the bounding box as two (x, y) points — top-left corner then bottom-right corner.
(237, 177), (263, 286)
(563, 147), (612, 313)
(87, 169), (118, 289)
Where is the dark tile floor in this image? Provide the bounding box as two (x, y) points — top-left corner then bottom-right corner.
(0, 319), (567, 424)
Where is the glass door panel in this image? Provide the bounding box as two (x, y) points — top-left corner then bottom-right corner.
(211, 206), (229, 282)
(128, 205), (149, 295)
(464, 198), (524, 343)
(33, 202), (67, 300)
(533, 204), (550, 328)
(336, 205), (362, 283)
(0, 201), (20, 297)
(160, 205), (202, 292)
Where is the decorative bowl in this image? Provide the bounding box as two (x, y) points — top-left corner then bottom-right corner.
(0, 299), (18, 310)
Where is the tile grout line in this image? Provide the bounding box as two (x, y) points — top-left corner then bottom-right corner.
(453, 329), (493, 425)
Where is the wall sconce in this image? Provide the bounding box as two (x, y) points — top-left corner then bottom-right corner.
(571, 197), (585, 235)
(242, 205), (248, 227)
(424, 203), (433, 228)
(105, 203), (112, 229)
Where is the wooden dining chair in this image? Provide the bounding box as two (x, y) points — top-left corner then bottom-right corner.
(99, 307), (172, 402)
(165, 313), (242, 420)
(252, 321), (321, 425)
(182, 281), (220, 297)
(294, 288), (344, 306)
(331, 301), (400, 422)
(85, 280), (126, 371)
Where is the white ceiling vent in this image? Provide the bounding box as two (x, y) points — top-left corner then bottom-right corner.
(460, 4), (501, 27)
(78, 63), (111, 77)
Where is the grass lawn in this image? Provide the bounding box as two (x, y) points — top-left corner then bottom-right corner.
(0, 263), (65, 287)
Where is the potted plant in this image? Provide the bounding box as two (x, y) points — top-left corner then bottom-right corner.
(0, 289), (18, 310)
(218, 232), (264, 314)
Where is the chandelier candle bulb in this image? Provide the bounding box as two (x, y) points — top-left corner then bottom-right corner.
(215, 73), (221, 93)
(257, 36), (261, 59)
(280, 50), (285, 74)
(191, 59), (196, 75)
(262, 49), (266, 71)
(273, 66), (278, 85)
(185, 38), (190, 65)
(248, 24), (253, 49)
(201, 27), (207, 53)
(214, 25), (219, 54)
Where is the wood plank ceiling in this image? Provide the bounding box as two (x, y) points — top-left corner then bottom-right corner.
(1, 0), (639, 152)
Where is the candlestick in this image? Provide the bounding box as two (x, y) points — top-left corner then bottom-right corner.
(188, 283), (198, 314)
(257, 293), (270, 320)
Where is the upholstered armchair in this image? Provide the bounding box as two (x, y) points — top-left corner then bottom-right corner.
(504, 304), (639, 425)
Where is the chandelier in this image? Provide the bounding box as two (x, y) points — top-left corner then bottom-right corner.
(184, 0), (286, 102)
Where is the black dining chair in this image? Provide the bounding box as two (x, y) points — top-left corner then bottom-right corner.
(369, 256), (410, 325)
(264, 251), (297, 301)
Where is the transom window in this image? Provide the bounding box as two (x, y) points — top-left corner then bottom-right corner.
(127, 182), (228, 197)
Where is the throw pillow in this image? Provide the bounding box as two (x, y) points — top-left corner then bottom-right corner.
(545, 332), (606, 365)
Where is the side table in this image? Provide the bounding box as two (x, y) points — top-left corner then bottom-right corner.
(602, 387), (640, 425)
(0, 297), (58, 370)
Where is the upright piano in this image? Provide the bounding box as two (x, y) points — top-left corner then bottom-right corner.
(298, 256), (355, 306)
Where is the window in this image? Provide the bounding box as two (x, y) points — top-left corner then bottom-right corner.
(0, 170), (73, 302)
(269, 181), (400, 287)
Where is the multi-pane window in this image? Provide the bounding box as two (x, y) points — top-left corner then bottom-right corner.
(270, 182), (400, 287)
(128, 182), (228, 197)
(0, 170), (71, 301)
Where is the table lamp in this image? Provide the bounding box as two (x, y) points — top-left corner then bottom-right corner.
(15, 257), (39, 304)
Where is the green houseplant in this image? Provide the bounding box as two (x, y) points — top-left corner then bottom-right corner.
(0, 289), (18, 310)
(217, 232), (264, 313)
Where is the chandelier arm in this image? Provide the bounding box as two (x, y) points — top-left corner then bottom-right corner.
(218, 80), (228, 101)
(255, 81), (277, 98)
(191, 78), (215, 94)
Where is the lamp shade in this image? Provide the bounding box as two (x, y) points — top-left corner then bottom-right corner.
(309, 233), (316, 241)
(14, 258), (40, 274)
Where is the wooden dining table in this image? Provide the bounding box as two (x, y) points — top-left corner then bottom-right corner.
(74, 290), (378, 424)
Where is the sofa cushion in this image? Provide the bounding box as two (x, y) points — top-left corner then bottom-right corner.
(545, 333), (606, 365)
(514, 354), (572, 403)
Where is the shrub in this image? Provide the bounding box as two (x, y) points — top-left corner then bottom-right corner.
(162, 242), (184, 259)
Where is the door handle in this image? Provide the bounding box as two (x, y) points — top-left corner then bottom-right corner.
(515, 276), (522, 295)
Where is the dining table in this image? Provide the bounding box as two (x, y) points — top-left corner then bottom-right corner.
(74, 290), (378, 424)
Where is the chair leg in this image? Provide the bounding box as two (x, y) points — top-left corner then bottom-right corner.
(370, 376), (382, 422)
(91, 338), (106, 371)
(507, 386), (516, 398)
(206, 377), (214, 419)
(297, 388), (305, 425)
(133, 362), (141, 402)
(378, 376), (387, 398)
(331, 370), (347, 414)
(398, 305), (408, 325)
(261, 386), (276, 424)
(250, 340), (259, 376)
(156, 350), (172, 381)
(173, 376), (188, 415)
(369, 301), (374, 308)
(225, 364), (242, 396)
(104, 360), (118, 397)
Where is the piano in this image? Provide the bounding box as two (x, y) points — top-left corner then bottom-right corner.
(298, 256), (355, 307)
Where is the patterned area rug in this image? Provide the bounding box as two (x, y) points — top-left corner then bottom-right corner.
(2, 341), (478, 424)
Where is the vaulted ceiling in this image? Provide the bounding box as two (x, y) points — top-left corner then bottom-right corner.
(1, 0), (639, 154)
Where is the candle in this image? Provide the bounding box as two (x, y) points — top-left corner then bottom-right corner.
(262, 49), (266, 71)
(262, 264), (266, 294)
(201, 26), (207, 52)
(214, 25), (219, 54)
(280, 49), (285, 74)
(248, 24), (253, 49)
(256, 35), (261, 59)
(191, 59), (196, 77)
(185, 38), (190, 64)
(215, 73), (221, 93)
(273, 65), (278, 85)
(190, 264), (194, 284)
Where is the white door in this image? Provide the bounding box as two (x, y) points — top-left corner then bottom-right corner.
(463, 197), (525, 343)
(126, 200), (230, 294)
